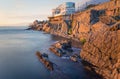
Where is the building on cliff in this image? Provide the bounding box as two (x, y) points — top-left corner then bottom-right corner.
(48, 2), (75, 35)
(52, 2), (75, 17)
(47, 0), (120, 39)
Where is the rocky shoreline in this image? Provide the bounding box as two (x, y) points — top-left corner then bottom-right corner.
(28, 0), (120, 79)
(49, 40), (81, 62)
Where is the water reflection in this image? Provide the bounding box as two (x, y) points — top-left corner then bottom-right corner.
(0, 27), (88, 79)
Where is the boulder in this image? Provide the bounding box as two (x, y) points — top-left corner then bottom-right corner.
(49, 40), (73, 57)
(36, 51), (53, 71)
(70, 54), (80, 62)
(70, 56), (77, 62)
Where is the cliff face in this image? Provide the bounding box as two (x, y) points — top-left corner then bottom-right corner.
(48, 15), (72, 38)
(79, 1), (120, 79)
(71, 0), (120, 40)
(48, 0), (120, 79)
(29, 1), (120, 38)
(80, 27), (120, 79)
(46, 0), (120, 42)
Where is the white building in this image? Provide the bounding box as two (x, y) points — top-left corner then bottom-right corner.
(52, 2), (75, 17)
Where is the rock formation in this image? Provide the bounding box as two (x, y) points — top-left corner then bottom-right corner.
(36, 51), (53, 71)
(71, 0), (120, 40)
(29, 0), (120, 78)
(79, 1), (120, 78)
(28, 0), (120, 41)
(80, 25), (120, 79)
(43, 0), (119, 42)
(49, 40), (73, 57)
(28, 20), (48, 31)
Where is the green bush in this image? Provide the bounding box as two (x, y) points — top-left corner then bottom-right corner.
(80, 38), (86, 45)
(68, 28), (72, 35)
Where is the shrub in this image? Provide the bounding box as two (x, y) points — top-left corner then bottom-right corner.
(68, 28), (72, 35)
(80, 38), (86, 45)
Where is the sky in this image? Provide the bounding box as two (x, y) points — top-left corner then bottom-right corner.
(0, 0), (109, 26)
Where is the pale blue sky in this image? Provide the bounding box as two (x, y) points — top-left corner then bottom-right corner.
(0, 0), (109, 26)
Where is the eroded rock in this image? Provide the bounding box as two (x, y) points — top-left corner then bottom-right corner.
(49, 40), (73, 57)
(80, 28), (120, 79)
(36, 51), (53, 71)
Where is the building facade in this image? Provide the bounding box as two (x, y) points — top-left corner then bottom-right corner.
(52, 2), (75, 16)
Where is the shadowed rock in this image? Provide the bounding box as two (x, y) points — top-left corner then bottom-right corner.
(49, 40), (73, 57)
(36, 51), (53, 71)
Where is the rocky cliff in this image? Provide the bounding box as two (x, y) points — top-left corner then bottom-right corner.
(78, 1), (120, 79)
(28, 20), (49, 31)
(28, 0), (120, 78)
(44, 0), (120, 42)
(49, 0), (120, 79)
(80, 26), (120, 79)
(29, 0), (120, 41)
(71, 0), (120, 40)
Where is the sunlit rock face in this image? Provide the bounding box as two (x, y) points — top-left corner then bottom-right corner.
(80, 27), (120, 79)
(29, 0), (120, 42)
(72, 0), (120, 40)
(79, 0), (120, 78)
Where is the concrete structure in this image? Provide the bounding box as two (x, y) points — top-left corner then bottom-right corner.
(52, 2), (75, 16)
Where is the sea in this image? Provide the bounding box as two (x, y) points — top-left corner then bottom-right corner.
(0, 26), (89, 79)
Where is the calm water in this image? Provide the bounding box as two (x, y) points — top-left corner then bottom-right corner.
(0, 27), (88, 79)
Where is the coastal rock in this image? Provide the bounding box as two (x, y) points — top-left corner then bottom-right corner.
(80, 27), (120, 79)
(49, 40), (73, 57)
(70, 54), (80, 62)
(28, 20), (48, 31)
(50, 40), (81, 62)
(42, 23), (51, 33)
(36, 51), (53, 71)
